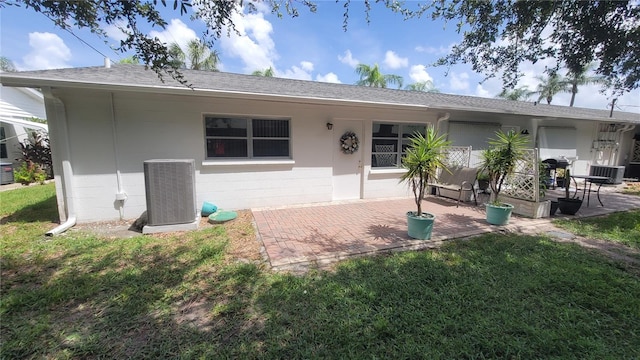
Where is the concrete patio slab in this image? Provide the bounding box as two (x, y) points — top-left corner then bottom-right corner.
(252, 186), (640, 271)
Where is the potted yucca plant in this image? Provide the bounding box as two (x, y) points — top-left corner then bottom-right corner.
(480, 129), (528, 225)
(399, 126), (451, 239)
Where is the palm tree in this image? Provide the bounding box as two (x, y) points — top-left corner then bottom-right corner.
(496, 86), (533, 101)
(252, 67), (275, 77)
(533, 73), (569, 105)
(355, 63), (403, 89)
(405, 80), (439, 93)
(0, 56), (16, 72)
(168, 39), (219, 71)
(118, 56), (139, 64)
(565, 63), (606, 107)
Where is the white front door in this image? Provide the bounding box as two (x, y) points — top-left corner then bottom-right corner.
(332, 119), (364, 200)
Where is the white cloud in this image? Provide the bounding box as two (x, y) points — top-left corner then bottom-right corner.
(279, 63), (313, 81)
(409, 65), (433, 83)
(338, 50), (359, 68)
(148, 18), (198, 49)
(449, 72), (470, 91)
(300, 61), (314, 72)
(21, 32), (71, 70)
(104, 21), (128, 43)
(219, 9), (277, 73)
(475, 84), (491, 98)
(383, 50), (408, 69)
(415, 44), (452, 55)
(316, 72), (341, 83)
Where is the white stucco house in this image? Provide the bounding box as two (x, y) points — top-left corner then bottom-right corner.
(1, 64), (638, 231)
(0, 84), (48, 184)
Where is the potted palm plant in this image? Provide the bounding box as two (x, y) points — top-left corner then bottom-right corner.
(400, 127), (451, 239)
(480, 129), (528, 225)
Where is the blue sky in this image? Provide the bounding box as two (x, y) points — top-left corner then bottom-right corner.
(1, 1), (638, 113)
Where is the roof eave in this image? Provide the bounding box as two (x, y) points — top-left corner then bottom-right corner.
(1, 75), (431, 111)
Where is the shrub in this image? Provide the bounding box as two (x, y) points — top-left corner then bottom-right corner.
(16, 131), (53, 179)
(13, 161), (47, 186)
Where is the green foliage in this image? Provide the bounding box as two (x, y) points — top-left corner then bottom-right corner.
(13, 161), (47, 185)
(538, 160), (549, 198)
(480, 130), (528, 204)
(496, 86), (533, 101)
(405, 80), (439, 92)
(168, 39), (220, 71)
(415, 1), (639, 94)
(0, 56), (16, 72)
(16, 131), (52, 179)
(118, 55), (140, 64)
(565, 63), (607, 107)
(355, 63), (403, 89)
(400, 127), (451, 215)
(533, 72), (570, 105)
(252, 67), (275, 77)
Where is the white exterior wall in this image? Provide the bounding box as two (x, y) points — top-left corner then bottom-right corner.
(1, 86), (47, 161)
(48, 87), (627, 224)
(533, 118), (599, 175)
(53, 89), (433, 222)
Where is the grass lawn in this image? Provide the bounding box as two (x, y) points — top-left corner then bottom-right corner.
(621, 182), (640, 196)
(2, 184), (640, 359)
(554, 210), (640, 250)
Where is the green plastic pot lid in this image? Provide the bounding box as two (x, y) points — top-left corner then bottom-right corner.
(208, 210), (238, 223)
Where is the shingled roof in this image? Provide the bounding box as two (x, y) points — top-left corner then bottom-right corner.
(1, 64), (638, 124)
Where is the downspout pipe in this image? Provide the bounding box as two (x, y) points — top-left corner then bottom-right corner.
(42, 88), (76, 236)
(612, 124), (636, 165)
(46, 160), (76, 236)
(436, 112), (450, 134)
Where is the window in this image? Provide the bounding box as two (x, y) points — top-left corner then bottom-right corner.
(371, 122), (427, 168)
(204, 116), (290, 159)
(0, 127), (6, 159)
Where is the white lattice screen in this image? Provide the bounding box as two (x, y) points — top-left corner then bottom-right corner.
(443, 146), (472, 168)
(501, 148), (540, 202)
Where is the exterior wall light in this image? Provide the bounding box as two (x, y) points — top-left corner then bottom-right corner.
(326, 122), (333, 130)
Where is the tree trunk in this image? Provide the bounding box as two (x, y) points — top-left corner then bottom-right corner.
(569, 83), (578, 107)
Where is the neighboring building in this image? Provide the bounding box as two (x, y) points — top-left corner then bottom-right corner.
(0, 85), (48, 183)
(1, 64), (638, 224)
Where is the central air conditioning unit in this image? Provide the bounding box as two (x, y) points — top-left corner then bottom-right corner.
(589, 165), (625, 185)
(143, 159), (197, 232)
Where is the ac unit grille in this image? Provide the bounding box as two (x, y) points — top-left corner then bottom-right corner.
(144, 159), (196, 226)
(589, 165), (625, 185)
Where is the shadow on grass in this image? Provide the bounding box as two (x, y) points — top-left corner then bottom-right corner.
(252, 236), (640, 359)
(0, 194), (58, 224)
(2, 234), (639, 359)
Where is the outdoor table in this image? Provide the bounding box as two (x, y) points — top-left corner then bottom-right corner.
(570, 175), (610, 207)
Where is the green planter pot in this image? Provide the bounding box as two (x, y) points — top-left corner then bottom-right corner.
(407, 211), (436, 240)
(485, 203), (514, 225)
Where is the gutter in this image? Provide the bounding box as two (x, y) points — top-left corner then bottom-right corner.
(41, 88), (76, 236)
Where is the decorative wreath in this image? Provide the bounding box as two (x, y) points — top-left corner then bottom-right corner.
(340, 131), (359, 154)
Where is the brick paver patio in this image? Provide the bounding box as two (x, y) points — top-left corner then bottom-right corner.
(252, 187), (640, 271)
